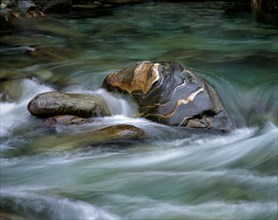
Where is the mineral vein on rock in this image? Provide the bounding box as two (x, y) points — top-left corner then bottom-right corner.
(103, 61), (234, 131)
(164, 87), (204, 118)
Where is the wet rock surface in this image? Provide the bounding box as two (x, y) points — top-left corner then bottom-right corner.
(27, 91), (111, 118)
(103, 61), (234, 131)
(0, 79), (23, 102)
(30, 124), (145, 152)
(43, 115), (91, 126)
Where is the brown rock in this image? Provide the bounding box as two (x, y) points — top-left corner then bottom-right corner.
(43, 115), (90, 126)
(0, 79), (23, 102)
(27, 91), (111, 118)
(30, 124), (145, 152)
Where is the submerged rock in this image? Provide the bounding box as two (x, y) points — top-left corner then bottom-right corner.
(30, 46), (79, 62)
(0, 211), (26, 220)
(103, 61), (234, 131)
(0, 79), (23, 102)
(30, 124), (145, 152)
(43, 115), (90, 126)
(27, 91), (111, 118)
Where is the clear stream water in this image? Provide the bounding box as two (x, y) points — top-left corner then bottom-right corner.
(0, 1), (277, 219)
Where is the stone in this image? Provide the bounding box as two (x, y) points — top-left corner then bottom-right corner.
(27, 91), (111, 118)
(103, 61), (234, 131)
(30, 124), (145, 152)
(0, 69), (22, 81)
(0, 79), (23, 102)
(14, 0), (36, 13)
(43, 115), (90, 126)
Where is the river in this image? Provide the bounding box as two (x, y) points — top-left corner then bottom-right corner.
(0, 1), (277, 219)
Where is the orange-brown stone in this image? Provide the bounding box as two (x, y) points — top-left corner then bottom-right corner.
(104, 61), (160, 94)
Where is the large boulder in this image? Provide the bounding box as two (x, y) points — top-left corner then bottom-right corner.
(103, 61), (234, 131)
(27, 91), (111, 117)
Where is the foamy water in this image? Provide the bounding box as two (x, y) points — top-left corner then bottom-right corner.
(1, 1), (277, 219)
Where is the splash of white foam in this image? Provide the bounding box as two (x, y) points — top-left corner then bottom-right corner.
(0, 79), (53, 137)
(0, 189), (118, 220)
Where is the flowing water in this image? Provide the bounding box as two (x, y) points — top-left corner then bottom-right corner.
(0, 1), (277, 219)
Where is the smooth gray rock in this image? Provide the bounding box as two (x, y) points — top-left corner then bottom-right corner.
(27, 91), (111, 118)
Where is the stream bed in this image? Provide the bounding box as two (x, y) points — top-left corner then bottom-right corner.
(0, 1), (277, 219)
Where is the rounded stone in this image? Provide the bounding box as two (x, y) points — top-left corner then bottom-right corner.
(103, 61), (234, 131)
(27, 91), (111, 118)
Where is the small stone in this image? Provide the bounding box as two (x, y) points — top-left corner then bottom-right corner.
(27, 91), (111, 118)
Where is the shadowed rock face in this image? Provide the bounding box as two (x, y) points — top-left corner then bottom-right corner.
(27, 91), (111, 117)
(103, 61), (234, 131)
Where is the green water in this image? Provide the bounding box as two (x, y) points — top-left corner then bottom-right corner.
(0, 1), (277, 219)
